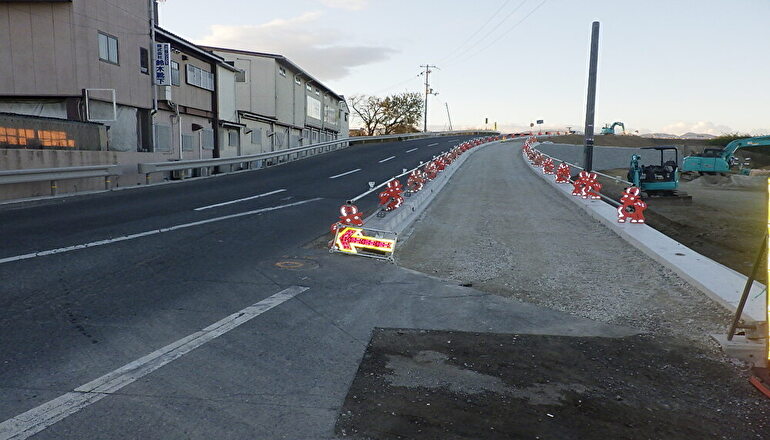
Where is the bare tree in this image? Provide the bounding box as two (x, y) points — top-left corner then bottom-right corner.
(349, 95), (385, 136)
(348, 92), (425, 136)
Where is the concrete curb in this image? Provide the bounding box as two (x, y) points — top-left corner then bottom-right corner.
(522, 147), (766, 324)
(363, 140), (507, 236)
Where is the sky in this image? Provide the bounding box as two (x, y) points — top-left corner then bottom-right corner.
(157, 0), (770, 135)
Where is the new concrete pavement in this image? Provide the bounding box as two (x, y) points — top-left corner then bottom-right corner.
(0, 136), (637, 439)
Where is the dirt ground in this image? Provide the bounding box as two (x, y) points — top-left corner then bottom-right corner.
(335, 329), (769, 440)
(597, 170), (767, 283)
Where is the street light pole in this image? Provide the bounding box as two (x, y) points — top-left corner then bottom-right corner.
(582, 21), (600, 172)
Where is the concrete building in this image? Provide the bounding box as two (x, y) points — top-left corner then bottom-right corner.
(0, 1), (349, 200)
(202, 47), (350, 155)
(0, 0), (155, 152)
(153, 28), (240, 161)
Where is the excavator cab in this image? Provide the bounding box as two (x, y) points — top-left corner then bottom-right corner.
(628, 146), (680, 194)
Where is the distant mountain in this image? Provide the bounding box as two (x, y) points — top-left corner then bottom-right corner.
(680, 132), (716, 139)
(639, 132), (715, 139)
(640, 133), (679, 139)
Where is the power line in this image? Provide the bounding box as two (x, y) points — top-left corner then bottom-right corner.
(443, 0), (529, 66)
(461, 0), (549, 63)
(370, 72), (423, 96)
(438, 0), (512, 62)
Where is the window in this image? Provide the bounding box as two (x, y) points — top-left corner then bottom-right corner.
(154, 124), (171, 152)
(98, 32), (118, 64)
(294, 76), (301, 85)
(171, 61), (180, 86)
(306, 84), (312, 92)
(314, 88), (320, 96)
(278, 66), (286, 77)
(140, 47), (149, 74)
(325, 103), (337, 124)
(228, 131), (238, 147)
(250, 128), (262, 145)
(202, 128), (214, 150)
(186, 64), (215, 91)
(182, 134), (194, 151)
(235, 69), (247, 83)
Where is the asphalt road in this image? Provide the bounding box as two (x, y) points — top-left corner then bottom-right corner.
(0, 135), (634, 439)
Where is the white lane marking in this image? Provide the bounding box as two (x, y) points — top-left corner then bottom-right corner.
(427, 143), (438, 147)
(405, 148), (418, 153)
(194, 189), (287, 211)
(329, 168), (361, 179)
(378, 156), (396, 163)
(0, 286), (309, 440)
(0, 199), (323, 265)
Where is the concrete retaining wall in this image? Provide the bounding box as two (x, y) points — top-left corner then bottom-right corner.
(0, 148), (176, 201)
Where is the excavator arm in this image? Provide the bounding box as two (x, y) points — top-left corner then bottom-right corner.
(720, 135), (770, 160)
(683, 135), (770, 173)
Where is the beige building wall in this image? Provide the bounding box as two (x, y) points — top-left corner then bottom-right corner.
(0, 0), (153, 109)
(159, 53), (213, 113)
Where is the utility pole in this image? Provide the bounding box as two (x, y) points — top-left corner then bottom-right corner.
(582, 21), (600, 172)
(420, 64), (438, 132)
(445, 103), (453, 131)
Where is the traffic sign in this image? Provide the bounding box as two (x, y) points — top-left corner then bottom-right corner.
(332, 226), (397, 260)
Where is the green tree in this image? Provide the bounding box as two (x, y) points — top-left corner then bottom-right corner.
(380, 92), (424, 135)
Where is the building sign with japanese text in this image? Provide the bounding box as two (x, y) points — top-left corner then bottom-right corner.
(154, 43), (171, 86)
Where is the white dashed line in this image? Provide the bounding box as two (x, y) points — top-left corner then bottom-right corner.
(0, 286), (309, 440)
(405, 148), (418, 153)
(0, 199), (323, 265)
(378, 156), (396, 163)
(194, 189), (287, 211)
(427, 143), (438, 147)
(329, 169), (361, 179)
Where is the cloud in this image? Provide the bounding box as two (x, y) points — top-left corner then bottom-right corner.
(197, 12), (395, 81)
(660, 121), (733, 136)
(318, 0), (368, 10)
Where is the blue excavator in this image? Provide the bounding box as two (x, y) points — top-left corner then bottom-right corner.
(682, 135), (770, 174)
(601, 121), (625, 135)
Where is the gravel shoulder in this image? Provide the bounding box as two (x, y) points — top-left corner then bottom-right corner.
(335, 141), (769, 440)
(397, 141), (732, 346)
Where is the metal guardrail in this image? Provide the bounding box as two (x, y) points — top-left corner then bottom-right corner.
(137, 130), (501, 183)
(138, 139), (351, 182)
(0, 165), (120, 195)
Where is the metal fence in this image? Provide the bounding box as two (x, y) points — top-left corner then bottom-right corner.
(138, 129), (500, 183)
